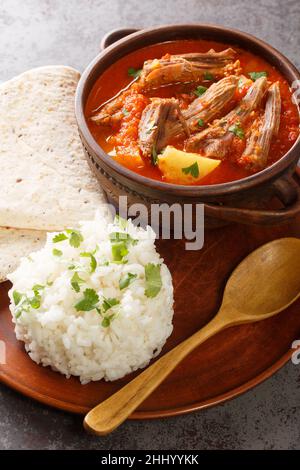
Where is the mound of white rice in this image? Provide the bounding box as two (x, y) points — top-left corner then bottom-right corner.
(8, 215), (174, 383)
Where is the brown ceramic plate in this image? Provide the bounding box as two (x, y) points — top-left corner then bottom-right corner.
(1, 200), (300, 417)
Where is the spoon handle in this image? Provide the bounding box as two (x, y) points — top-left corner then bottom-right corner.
(84, 314), (228, 435)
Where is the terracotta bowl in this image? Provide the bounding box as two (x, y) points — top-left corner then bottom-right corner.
(75, 24), (300, 228)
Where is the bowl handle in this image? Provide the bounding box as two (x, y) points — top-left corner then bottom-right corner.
(204, 173), (300, 225)
(100, 28), (140, 50)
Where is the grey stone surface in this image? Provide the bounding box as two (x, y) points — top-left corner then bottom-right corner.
(0, 0), (299, 450)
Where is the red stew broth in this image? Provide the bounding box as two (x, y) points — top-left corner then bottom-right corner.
(85, 40), (299, 186)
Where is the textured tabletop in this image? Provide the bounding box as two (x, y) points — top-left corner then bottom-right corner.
(0, 0), (300, 450)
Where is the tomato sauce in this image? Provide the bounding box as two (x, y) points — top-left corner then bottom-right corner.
(85, 40), (299, 185)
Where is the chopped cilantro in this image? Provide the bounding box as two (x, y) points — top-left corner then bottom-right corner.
(13, 292), (29, 318)
(249, 71), (267, 81)
(119, 273), (137, 290)
(151, 146), (158, 165)
(32, 284), (44, 292)
(203, 72), (214, 81)
(13, 291), (22, 306)
(229, 122), (245, 139)
(101, 315), (115, 328)
(114, 214), (128, 230)
(102, 297), (120, 313)
(71, 272), (85, 293)
(198, 118), (205, 127)
(99, 297), (120, 326)
(30, 296), (41, 309)
(53, 248), (62, 257)
(128, 67), (142, 78)
(80, 252), (97, 273)
(66, 229), (84, 248)
(194, 85), (207, 97)
(144, 263), (162, 298)
(109, 232), (136, 243)
(74, 288), (99, 312)
(122, 108), (129, 116)
(110, 232), (137, 262)
(30, 285), (43, 309)
(53, 233), (68, 243)
(182, 161), (200, 178)
(111, 241), (129, 262)
(53, 230), (83, 248)
(238, 77), (244, 89)
(101, 260), (110, 267)
(13, 287), (42, 317)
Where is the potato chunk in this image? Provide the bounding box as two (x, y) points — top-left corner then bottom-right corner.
(157, 146), (221, 183)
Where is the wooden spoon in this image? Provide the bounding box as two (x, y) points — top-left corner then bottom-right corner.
(84, 237), (300, 435)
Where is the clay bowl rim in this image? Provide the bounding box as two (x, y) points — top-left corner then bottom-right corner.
(75, 23), (300, 198)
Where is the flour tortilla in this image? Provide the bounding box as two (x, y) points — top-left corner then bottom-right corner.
(0, 228), (46, 282)
(0, 65), (107, 231)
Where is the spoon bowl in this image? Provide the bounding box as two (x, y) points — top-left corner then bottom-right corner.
(84, 237), (300, 436)
(220, 237), (300, 320)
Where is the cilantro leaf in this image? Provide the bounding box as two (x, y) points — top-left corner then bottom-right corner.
(229, 123), (245, 139)
(114, 214), (128, 230)
(236, 107), (244, 116)
(111, 241), (129, 262)
(151, 146), (158, 166)
(66, 229), (84, 248)
(13, 287), (43, 317)
(32, 284), (44, 292)
(53, 230), (83, 248)
(53, 233), (68, 243)
(101, 314), (115, 328)
(30, 296), (41, 309)
(30, 285), (43, 309)
(110, 232), (137, 262)
(119, 273), (137, 290)
(122, 108), (129, 116)
(249, 71), (267, 81)
(238, 77), (244, 89)
(53, 248), (62, 257)
(109, 232), (136, 243)
(194, 85), (207, 97)
(13, 291), (22, 306)
(74, 288), (99, 312)
(71, 272), (85, 293)
(102, 297), (120, 313)
(128, 67), (142, 78)
(101, 260), (110, 267)
(203, 72), (214, 81)
(182, 161), (199, 178)
(198, 118), (205, 127)
(80, 252), (97, 273)
(144, 263), (162, 298)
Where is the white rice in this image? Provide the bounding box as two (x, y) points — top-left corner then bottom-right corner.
(8, 215), (174, 383)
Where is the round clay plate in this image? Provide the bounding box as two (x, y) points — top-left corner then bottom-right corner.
(1, 213), (300, 418)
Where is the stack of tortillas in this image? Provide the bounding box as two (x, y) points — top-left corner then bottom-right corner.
(0, 65), (107, 281)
